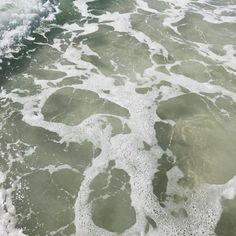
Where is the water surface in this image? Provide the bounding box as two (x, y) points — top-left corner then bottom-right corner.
(0, 0), (236, 235)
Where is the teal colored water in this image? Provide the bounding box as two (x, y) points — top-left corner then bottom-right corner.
(0, 0), (236, 235)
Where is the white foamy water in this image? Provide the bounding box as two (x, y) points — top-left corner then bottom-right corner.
(0, 171), (25, 236)
(0, 0), (55, 56)
(0, 0), (236, 235)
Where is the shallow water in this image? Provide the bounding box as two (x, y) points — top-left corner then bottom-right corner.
(0, 0), (236, 235)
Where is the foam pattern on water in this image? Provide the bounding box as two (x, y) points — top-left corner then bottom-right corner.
(0, 0), (56, 57)
(0, 0), (236, 235)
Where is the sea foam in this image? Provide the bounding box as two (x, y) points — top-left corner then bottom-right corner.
(0, 0), (55, 57)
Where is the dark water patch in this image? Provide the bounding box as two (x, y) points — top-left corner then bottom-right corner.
(154, 121), (172, 151)
(152, 154), (174, 207)
(87, 0), (135, 15)
(56, 0), (81, 25)
(155, 93), (236, 186)
(156, 93), (213, 121)
(215, 198), (236, 236)
(76, 25), (152, 77)
(1, 110), (101, 235)
(90, 162), (136, 233)
(42, 87), (130, 125)
(175, 12), (236, 45)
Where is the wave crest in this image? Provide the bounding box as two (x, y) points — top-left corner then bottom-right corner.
(0, 0), (56, 57)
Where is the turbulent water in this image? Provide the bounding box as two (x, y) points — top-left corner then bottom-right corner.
(0, 0), (236, 235)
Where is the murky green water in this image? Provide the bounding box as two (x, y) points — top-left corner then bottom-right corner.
(0, 0), (236, 235)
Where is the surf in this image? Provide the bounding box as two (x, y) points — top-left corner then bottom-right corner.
(0, 0), (56, 57)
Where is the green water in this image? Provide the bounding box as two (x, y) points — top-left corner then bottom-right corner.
(0, 0), (236, 235)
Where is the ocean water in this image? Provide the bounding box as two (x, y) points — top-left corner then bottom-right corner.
(0, 0), (236, 235)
